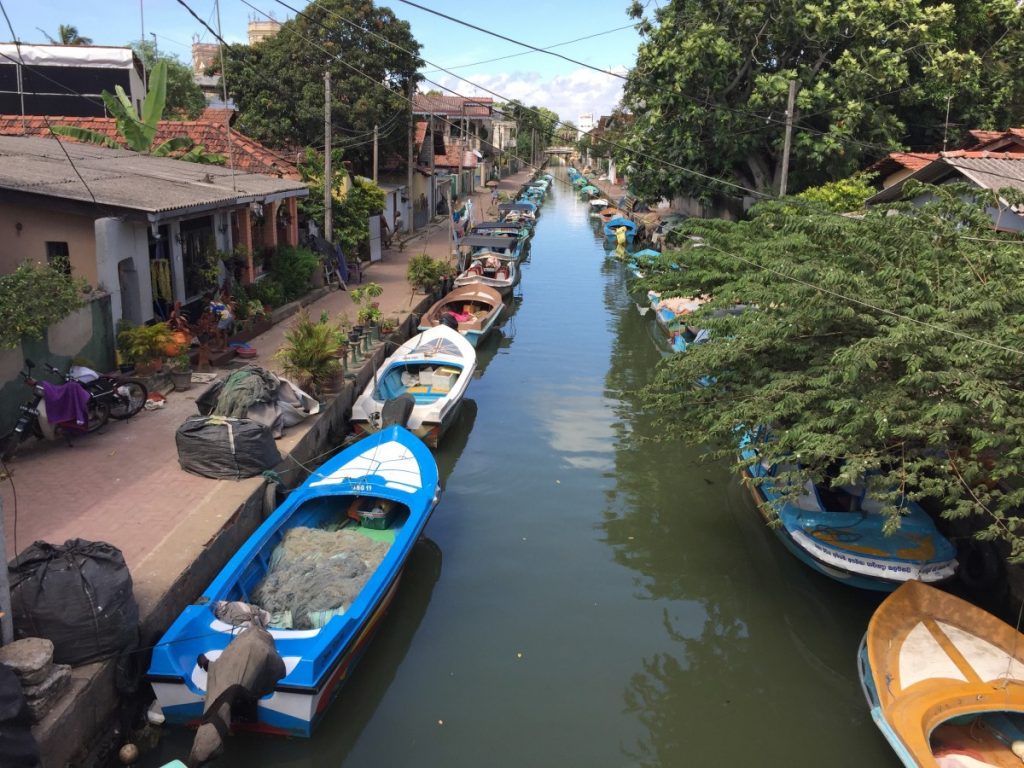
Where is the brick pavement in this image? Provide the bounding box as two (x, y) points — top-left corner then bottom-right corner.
(0, 168), (537, 577)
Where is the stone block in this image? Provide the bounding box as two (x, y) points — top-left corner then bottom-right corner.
(24, 663), (71, 722)
(0, 637), (54, 685)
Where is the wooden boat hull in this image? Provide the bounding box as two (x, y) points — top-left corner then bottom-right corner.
(418, 284), (505, 348)
(147, 427), (441, 737)
(860, 581), (1024, 767)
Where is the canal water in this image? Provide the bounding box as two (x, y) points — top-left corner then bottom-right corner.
(143, 169), (898, 767)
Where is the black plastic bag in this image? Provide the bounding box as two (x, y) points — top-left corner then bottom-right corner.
(9, 539), (139, 667)
(176, 416), (281, 480)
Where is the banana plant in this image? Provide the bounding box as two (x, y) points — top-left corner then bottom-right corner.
(51, 61), (225, 163)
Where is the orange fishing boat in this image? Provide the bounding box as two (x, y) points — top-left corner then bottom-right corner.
(859, 580), (1024, 767)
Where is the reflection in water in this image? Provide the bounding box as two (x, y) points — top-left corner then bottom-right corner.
(599, 227), (897, 766)
(142, 539), (443, 767)
(435, 398), (476, 487)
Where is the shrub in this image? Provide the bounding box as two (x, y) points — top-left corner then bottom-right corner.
(250, 278), (286, 309)
(406, 255), (453, 293)
(117, 322), (175, 364)
(275, 310), (341, 395)
(0, 260), (87, 349)
(269, 245), (319, 302)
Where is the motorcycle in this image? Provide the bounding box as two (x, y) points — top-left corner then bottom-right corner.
(43, 363), (148, 423)
(0, 360), (147, 462)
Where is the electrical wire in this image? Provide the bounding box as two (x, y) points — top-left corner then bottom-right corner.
(420, 23), (637, 75)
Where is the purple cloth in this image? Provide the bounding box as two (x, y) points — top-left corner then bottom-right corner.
(41, 380), (90, 426)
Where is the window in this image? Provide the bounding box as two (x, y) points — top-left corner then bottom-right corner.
(45, 241), (71, 274)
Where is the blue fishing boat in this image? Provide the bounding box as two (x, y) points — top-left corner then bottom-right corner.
(147, 426), (441, 737)
(580, 184), (600, 198)
(738, 433), (958, 591)
(604, 216), (637, 240)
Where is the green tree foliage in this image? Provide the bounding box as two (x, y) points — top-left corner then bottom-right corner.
(794, 173), (877, 213)
(51, 61), (224, 163)
(621, 0), (1024, 200)
(221, 0), (421, 175)
(497, 101), (560, 163)
(0, 260), (86, 349)
(638, 186), (1024, 556)
(37, 24), (92, 45)
(298, 147), (386, 256)
(130, 40), (207, 119)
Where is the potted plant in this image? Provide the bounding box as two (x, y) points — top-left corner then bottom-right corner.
(169, 352), (193, 391)
(380, 315), (397, 336)
(117, 322), (175, 375)
(407, 254), (446, 294)
(275, 310), (342, 399)
(350, 282), (384, 328)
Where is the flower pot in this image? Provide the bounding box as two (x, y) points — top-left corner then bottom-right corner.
(170, 368), (192, 391)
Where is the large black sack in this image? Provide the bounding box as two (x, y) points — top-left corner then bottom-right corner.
(0, 663), (41, 767)
(9, 539), (139, 667)
(176, 416), (281, 480)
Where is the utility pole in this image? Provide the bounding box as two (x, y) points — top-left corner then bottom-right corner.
(324, 70), (332, 242)
(0, 498), (13, 645)
(429, 113), (436, 217)
(372, 124), (379, 183)
(406, 82), (414, 234)
(531, 127), (536, 168)
(779, 79), (798, 197)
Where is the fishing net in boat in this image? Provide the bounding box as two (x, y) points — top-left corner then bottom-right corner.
(251, 527), (390, 630)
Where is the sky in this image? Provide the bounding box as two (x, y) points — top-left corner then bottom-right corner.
(1, 0), (643, 125)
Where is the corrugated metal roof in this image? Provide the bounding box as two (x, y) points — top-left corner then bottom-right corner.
(865, 154), (1024, 205)
(0, 135), (307, 216)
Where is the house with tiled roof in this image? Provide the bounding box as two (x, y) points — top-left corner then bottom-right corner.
(0, 107), (301, 179)
(0, 135), (307, 326)
(412, 92), (496, 199)
(865, 150), (1024, 232)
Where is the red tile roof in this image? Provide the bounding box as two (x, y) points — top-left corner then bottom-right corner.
(0, 113), (300, 179)
(412, 121), (477, 169)
(413, 93), (493, 118)
(939, 150), (1024, 159)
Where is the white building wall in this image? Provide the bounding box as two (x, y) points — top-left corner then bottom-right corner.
(94, 218), (153, 325)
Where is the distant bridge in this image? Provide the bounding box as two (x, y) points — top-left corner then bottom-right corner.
(544, 146), (575, 156)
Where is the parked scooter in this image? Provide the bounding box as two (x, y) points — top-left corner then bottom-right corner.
(0, 359), (125, 462)
(43, 362), (147, 422)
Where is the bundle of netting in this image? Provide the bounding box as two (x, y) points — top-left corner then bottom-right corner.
(252, 527), (390, 629)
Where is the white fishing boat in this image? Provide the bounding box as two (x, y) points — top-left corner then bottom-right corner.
(350, 325), (476, 448)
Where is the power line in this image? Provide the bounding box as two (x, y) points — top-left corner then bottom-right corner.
(396, 0), (628, 82)
(420, 23), (637, 75)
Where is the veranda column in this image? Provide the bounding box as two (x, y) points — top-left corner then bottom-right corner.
(237, 206), (254, 283)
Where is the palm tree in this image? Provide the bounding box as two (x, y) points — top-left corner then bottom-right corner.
(37, 24), (93, 45)
(50, 61), (225, 164)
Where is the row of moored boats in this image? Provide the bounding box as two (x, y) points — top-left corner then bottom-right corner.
(146, 171), (555, 750)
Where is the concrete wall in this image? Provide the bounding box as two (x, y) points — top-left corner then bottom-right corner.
(0, 201), (98, 287)
(94, 218), (153, 326)
(0, 294), (116, 434)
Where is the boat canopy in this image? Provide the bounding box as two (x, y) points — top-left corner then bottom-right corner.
(472, 221), (523, 230)
(461, 235), (519, 249)
(499, 202), (535, 213)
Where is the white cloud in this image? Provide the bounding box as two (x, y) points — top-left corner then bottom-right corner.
(436, 64), (628, 126)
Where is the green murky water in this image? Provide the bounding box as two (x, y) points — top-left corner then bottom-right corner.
(142, 168), (898, 767)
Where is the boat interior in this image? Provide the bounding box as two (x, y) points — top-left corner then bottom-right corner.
(223, 494), (411, 629)
(372, 361), (463, 404)
(427, 297), (497, 331)
(462, 257), (511, 281)
(930, 713), (1024, 767)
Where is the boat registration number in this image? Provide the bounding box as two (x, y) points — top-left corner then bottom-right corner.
(351, 483), (374, 493)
